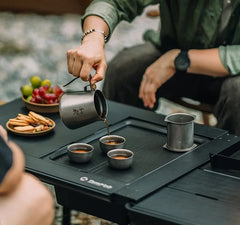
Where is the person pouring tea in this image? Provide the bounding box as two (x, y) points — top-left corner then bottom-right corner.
(66, 0), (240, 136)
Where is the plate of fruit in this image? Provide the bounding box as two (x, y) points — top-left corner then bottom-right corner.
(21, 76), (64, 113)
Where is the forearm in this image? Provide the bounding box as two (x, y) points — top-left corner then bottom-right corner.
(139, 47), (231, 109)
(82, 16), (110, 46)
(188, 48), (230, 77)
(82, 0), (156, 37)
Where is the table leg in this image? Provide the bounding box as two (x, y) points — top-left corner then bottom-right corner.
(62, 207), (71, 225)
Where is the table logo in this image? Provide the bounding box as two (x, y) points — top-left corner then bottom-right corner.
(80, 177), (88, 181)
(80, 176), (112, 189)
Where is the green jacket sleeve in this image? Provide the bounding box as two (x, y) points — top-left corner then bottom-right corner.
(82, 0), (159, 39)
(219, 45), (240, 75)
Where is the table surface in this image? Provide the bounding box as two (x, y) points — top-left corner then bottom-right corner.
(1, 98), (240, 225)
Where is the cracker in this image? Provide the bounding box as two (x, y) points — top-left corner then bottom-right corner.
(34, 125), (44, 132)
(17, 114), (35, 124)
(29, 111), (50, 125)
(14, 125), (35, 132)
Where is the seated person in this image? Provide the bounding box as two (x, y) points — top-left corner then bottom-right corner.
(66, 0), (240, 136)
(0, 125), (54, 225)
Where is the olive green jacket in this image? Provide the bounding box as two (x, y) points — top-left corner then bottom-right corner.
(83, 0), (240, 75)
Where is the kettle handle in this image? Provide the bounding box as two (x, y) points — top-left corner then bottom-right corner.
(84, 74), (97, 92)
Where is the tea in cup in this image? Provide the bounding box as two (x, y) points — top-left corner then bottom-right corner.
(67, 143), (94, 163)
(99, 135), (126, 154)
(107, 149), (134, 169)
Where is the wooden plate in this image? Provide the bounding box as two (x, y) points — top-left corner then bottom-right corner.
(22, 96), (59, 113)
(6, 118), (55, 137)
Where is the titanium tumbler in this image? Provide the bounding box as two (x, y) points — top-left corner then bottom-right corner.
(164, 112), (195, 151)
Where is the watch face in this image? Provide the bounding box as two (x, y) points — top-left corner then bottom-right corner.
(174, 51), (190, 72)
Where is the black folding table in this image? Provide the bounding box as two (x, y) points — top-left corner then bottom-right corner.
(1, 98), (239, 225)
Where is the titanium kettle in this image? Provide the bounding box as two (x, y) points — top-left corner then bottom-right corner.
(59, 83), (108, 129)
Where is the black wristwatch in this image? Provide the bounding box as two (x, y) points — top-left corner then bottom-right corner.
(174, 50), (190, 72)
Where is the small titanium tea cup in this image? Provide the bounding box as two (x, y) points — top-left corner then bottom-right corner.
(99, 135), (126, 154)
(107, 149), (134, 170)
(67, 143), (94, 163)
